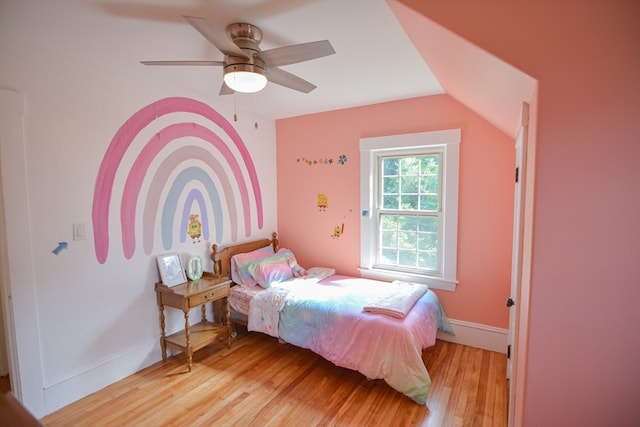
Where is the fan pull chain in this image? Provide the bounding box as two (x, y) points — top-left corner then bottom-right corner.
(254, 92), (258, 129)
(233, 92), (237, 122)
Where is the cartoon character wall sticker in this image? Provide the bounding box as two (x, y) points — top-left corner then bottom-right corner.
(187, 214), (202, 243)
(331, 209), (353, 239)
(317, 193), (328, 211)
(331, 223), (344, 239)
(316, 192), (351, 239)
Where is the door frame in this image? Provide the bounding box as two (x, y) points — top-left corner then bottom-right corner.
(507, 103), (528, 380)
(508, 101), (534, 427)
(0, 89), (46, 416)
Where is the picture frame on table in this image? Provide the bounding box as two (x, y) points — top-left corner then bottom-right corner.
(157, 253), (187, 287)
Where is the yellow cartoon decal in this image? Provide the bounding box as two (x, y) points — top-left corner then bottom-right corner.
(317, 193), (328, 211)
(332, 223), (344, 239)
(188, 214), (202, 243)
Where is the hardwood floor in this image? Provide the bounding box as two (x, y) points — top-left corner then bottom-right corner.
(41, 328), (507, 427)
(0, 375), (10, 393)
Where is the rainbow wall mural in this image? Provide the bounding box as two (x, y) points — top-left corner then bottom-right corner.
(92, 97), (263, 264)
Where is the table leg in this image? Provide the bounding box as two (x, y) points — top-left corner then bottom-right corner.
(184, 310), (192, 372)
(158, 304), (167, 361)
(225, 296), (231, 347)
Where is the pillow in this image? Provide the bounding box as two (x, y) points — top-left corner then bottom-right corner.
(247, 255), (295, 288)
(274, 249), (308, 277)
(230, 245), (275, 286)
(247, 248), (307, 288)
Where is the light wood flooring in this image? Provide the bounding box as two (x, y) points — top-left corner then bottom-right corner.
(41, 328), (507, 427)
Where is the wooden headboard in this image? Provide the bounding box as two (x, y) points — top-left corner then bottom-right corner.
(211, 232), (279, 279)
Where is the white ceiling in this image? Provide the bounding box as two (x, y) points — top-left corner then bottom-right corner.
(2, 0), (445, 120)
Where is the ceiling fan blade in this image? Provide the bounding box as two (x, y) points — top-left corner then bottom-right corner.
(267, 67), (317, 93)
(182, 15), (249, 59)
(258, 40), (335, 68)
(140, 60), (224, 66)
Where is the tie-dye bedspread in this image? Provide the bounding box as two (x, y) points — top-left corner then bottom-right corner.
(247, 273), (453, 405)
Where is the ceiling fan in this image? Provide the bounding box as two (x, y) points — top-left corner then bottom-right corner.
(141, 16), (335, 95)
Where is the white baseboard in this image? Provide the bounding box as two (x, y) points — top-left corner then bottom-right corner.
(437, 318), (508, 354)
(42, 340), (162, 415)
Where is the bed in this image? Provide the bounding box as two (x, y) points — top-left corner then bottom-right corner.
(210, 233), (453, 405)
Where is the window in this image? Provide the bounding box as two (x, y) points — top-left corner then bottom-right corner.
(360, 129), (460, 291)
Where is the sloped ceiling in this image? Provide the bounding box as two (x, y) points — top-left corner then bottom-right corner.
(389, 0), (538, 138)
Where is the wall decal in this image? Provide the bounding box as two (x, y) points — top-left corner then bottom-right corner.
(331, 224), (344, 239)
(51, 241), (68, 255)
(187, 214), (202, 244)
(297, 154), (348, 166)
(92, 97), (264, 263)
(180, 189), (209, 244)
(317, 193), (328, 211)
(331, 208), (353, 239)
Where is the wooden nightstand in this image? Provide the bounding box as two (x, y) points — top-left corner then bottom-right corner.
(155, 273), (232, 371)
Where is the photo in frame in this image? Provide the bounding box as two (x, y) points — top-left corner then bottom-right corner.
(157, 253), (187, 286)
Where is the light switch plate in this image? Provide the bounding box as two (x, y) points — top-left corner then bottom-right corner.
(73, 223), (86, 241)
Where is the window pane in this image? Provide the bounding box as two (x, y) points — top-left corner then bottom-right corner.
(421, 155), (439, 174)
(383, 195), (398, 209)
(383, 176), (399, 194)
(418, 231), (437, 251)
(400, 157), (420, 175)
(399, 215), (417, 231)
(418, 251), (438, 270)
(383, 158), (399, 176)
(398, 249), (417, 267)
(419, 195), (438, 211)
(381, 230), (397, 247)
(418, 216), (438, 233)
(400, 176), (419, 193)
(398, 230), (416, 250)
(380, 214), (398, 229)
(401, 194), (419, 210)
(381, 248), (398, 264)
(422, 174), (439, 194)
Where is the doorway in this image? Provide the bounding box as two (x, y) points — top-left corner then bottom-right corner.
(507, 101), (533, 427)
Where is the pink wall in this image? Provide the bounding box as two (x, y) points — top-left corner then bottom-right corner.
(395, 1), (640, 425)
(276, 94), (514, 329)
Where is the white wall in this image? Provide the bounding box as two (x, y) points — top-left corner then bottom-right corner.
(0, 5), (277, 416)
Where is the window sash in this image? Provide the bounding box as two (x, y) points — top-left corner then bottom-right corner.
(379, 152), (443, 213)
(375, 152), (444, 275)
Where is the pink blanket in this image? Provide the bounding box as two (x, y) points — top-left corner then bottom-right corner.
(273, 275), (447, 405)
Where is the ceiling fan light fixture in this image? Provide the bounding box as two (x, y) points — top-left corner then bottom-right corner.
(224, 63), (267, 93)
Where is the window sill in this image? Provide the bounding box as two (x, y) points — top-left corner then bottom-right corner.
(358, 268), (457, 292)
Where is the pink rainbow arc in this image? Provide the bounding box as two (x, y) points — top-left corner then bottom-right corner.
(92, 97), (263, 264)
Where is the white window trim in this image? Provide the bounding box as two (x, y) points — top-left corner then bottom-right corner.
(359, 129), (460, 291)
